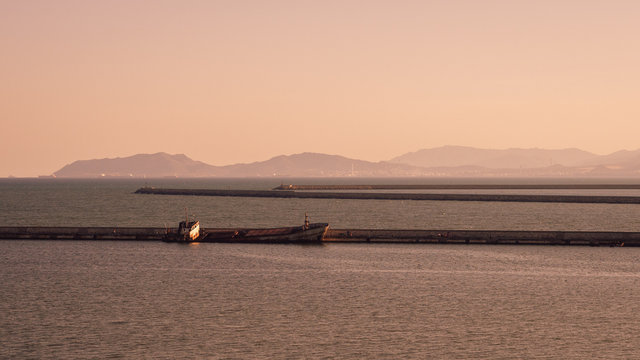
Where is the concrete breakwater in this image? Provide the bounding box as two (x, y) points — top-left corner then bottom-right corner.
(324, 229), (637, 246)
(135, 187), (640, 204)
(0, 227), (168, 241)
(274, 184), (640, 190)
(1, 226), (638, 246)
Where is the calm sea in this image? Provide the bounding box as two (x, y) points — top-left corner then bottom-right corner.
(2, 178), (640, 358)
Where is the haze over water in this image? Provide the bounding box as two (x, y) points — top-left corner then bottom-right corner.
(3, 178), (640, 358)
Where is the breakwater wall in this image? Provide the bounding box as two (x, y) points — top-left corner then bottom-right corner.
(1, 227), (639, 246)
(0, 227), (168, 241)
(324, 229), (638, 246)
(135, 187), (640, 204)
(274, 184), (640, 190)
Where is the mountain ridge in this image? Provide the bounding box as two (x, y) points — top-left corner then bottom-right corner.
(52, 147), (640, 178)
(389, 145), (599, 169)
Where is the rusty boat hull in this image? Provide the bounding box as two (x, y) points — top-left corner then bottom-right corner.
(199, 223), (329, 243)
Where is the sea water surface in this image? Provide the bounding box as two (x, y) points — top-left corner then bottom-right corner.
(2, 178), (640, 358)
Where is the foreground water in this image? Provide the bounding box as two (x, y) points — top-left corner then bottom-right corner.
(3, 241), (640, 359)
(2, 178), (640, 358)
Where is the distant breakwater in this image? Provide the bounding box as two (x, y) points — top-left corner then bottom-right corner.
(135, 187), (640, 204)
(273, 184), (640, 190)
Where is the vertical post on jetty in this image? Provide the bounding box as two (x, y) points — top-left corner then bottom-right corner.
(184, 207), (189, 241)
(304, 212), (310, 230)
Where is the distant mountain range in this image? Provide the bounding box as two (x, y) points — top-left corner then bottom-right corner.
(53, 152), (423, 178)
(389, 146), (596, 169)
(52, 146), (640, 178)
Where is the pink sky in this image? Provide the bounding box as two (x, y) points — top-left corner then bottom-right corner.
(1, 0), (639, 176)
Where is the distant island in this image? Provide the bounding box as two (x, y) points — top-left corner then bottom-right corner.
(51, 146), (640, 178)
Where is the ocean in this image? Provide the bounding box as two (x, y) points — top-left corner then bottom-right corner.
(2, 178), (640, 358)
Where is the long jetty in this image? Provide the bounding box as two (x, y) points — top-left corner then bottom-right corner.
(135, 187), (640, 204)
(1, 227), (638, 246)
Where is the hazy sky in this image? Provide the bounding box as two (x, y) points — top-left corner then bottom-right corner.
(2, 0), (639, 176)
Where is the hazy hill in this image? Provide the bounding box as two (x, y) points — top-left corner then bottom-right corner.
(54, 153), (218, 178)
(214, 152), (424, 177)
(576, 149), (640, 167)
(570, 149), (640, 177)
(390, 146), (597, 169)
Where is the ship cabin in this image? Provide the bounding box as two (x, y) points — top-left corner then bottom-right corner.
(178, 220), (200, 241)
